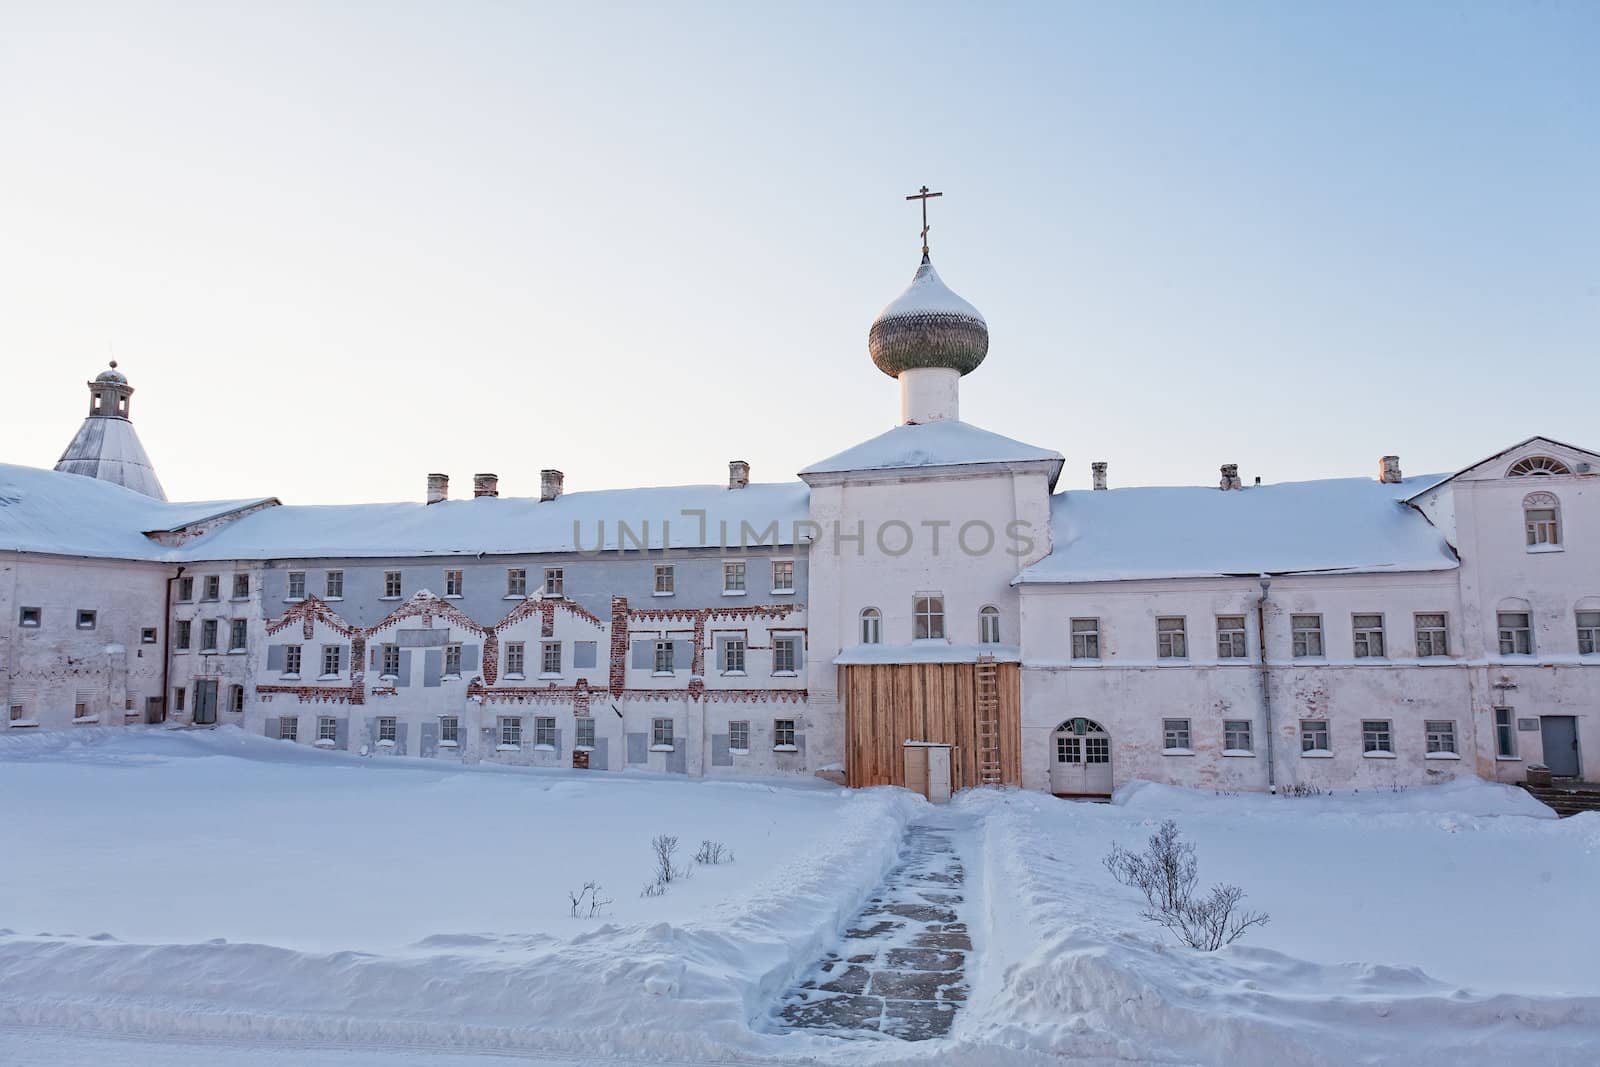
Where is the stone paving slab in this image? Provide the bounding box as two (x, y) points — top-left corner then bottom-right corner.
(772, 814), (975, 1041)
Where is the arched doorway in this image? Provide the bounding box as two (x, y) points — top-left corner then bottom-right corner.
(1050, 718), (1111, 796)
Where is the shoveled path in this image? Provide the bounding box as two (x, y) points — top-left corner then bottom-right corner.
(772, 810), (977, 1041)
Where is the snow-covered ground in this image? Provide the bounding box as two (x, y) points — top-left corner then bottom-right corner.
(1, 728), (1596, 1065)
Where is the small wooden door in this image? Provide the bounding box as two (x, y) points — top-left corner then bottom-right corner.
(1541, 716), (1580, 778)
(193, 680), (218, 725)
(1050, 719), (1112, 796)
(145, 696), (165, 724)
(927, 746), (952, 804)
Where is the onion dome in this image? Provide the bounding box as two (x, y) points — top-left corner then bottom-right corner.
(868, 255), (989, 378)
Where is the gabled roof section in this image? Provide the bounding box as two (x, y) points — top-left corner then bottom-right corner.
(799, 420), (1064, 486)
(1018, 475), (1458, 585)
(0, 463), (274, 561)
(1403, 435), (1599, 502)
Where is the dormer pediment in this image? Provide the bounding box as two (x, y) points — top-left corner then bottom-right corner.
(1406, 436), (1598, 501)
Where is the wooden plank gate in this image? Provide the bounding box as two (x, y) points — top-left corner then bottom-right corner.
(842, 659), (1022, 790)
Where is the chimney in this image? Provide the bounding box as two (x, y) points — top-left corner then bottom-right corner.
(473, 473), (499, 498)
(1091, 461), (1107, 491)
(1379, 455), (1402, 484)
(729, 459), (750, 490)
(540, 469), (564, 502)
(426, 473), (449, 505)
(1219, 463), (1242, 491)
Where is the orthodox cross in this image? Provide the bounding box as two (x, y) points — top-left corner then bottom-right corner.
(906, 185), (943, 256)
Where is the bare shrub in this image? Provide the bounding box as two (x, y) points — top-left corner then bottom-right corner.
(1105, 819), (1269, 951)
(567, 881), (613, 918)
(652, 834), (681, 885)
(640, 880), (666, 898)
(1283, 782), (1325, 798)
(694, 839), (733, 865)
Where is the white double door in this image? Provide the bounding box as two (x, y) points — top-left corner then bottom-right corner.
(1049, 720), (1112, 795)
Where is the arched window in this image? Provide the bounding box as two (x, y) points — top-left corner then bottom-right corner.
(979, 605), (1001, 644)
(1524, 491), (1561, 549)
(913, 594), (945, 640)
(1508, 455), (1572, 477)
(859, 608), (881, 645)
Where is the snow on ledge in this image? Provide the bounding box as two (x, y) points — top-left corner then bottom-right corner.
(833, 642), (1021, 665)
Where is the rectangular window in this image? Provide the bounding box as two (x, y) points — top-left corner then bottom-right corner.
(1578, 611), (1600, 656)
(284, 644), (302, 676)
(445, 643), (462, 676)
(1425, 720), (1457, 754)
(285, 572), (304, 599)
(772, 560), (794, 592)
(76, 610), (97, 630)
(1494, 707), (1517, 758)
(1352, 614), (1386, 658)
(230, 685), (244, 713)
(9, 702), (24, 722)
(499, 716), (521, 748)
(1300, 719), (1330, 752)
(1157, 616), (1187, 659)
(321, 644), (341, 676)
(232, 574), (249, 599)
(652, 717), (674, 748)
(774, 718), (796, 747)
(542, 640), (562, 675)
(654, 640), (674, 674)
(201, 619), (218, 652)
(378, 717), (397, 743)
(1215, 615), (1247, 659)
(174, 687), (185, 712)
(1414, 613), (1449, 657)
(723, 637), (746, 674)
(203, 575), (220, 601)
(728, 720), (750, 751)
(654, 564), (675, 595)
(1291, 614), (1324, 658)
(1498, 612), (1533, 655)
(444, 570), (462, 597)
(279, 717), (298, 741)
(381, 644), (400, 677)
(1526, 508), (1560, 546)
(440, 715), (459, 744)
(18, 606), (41, 628)
(914, 594), (945, 640)
(505, 641), (525, 676)
(73, 690), (93, 720)
(1224, 719), (1253, 753)
(1162, 718), (1191, 751)
(544, 568), (564, 597)
(384, 571), (402, 598)
(507, 568), (527, 597)
(535, 716), (557, 747)
(574, 716), (594, 749)
(325, 571), (344, 599)
(176, 620), (192, 650)
(178, 576), (195, 601)
(1362, 719), (1393, 753)
(773, 635), (798, 674)
(723, 561), (746, 594)
(141, 627), (158, 644)
(229, 619), (248, 651)
(318, 716), (337, 742)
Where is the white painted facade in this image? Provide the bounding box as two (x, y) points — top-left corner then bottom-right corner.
(5, 260), (1598, 797)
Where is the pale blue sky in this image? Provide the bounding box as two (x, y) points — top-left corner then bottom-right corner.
(2, 2), (1595, 504)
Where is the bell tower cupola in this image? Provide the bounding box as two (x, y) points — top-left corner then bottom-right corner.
(54, 361), (168, 500)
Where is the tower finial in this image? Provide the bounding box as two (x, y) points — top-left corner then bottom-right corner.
(905, 185), (943, 258)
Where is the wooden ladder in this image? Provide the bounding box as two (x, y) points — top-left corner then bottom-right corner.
(975, 654), (1002, 785)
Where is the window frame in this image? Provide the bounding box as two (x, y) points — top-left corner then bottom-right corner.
(1162, 718), (1192, 753)
(1352, 613), (1386, 659)
(541, 640), (562, 677)
(505, 640), (526, 677)
(324, 570), (343, 599)
(507, 568), (527, 597)
(1425, 719), (1458, 755)
(498, 716), (522, 749)
(723, 560), (747, 595)
(913, 593), (945, 640)
(654, 564), (675, 596)
(774, 718), (797, 749)
(653, 640), (675, 675)
(651, 716), (674, 749)
(1523, 491), (1562, 549)
(203, 575), (221, 601)
(1223, 719), (1253, 754)
(771, 559), (795, 594)
(979, 605), (1001, 645)
(1215, 615), (1247, 659)
(383, 570), (402, 599)
(728, 719), (750, 752)
(320, 644), (341, 677)
(232, 574), (250, 600)
(534, 716), (557, 748)
(318, 715), (337, 743)
(440, 715), (460, 745)
(378, 716), (397, 743)
(1414, 613), (1449, 658)
(444, 643), (462, 676)
(1497, 611), (1534, 656)
(573, 716), (594, 749)
(1291, 614), (1324, 658)
(283, 644), (301, 676)
(443, 570), (463, 597)
(178, 576), (195, 601)
(278, 716), (298, 742)
(76, 609), (97, 631)
(1156, 616), (1187, 659)
(1300, 718), (1331, 754)
(723, 636), (746, 674)
(773, 634), (798, 675)
(1493, 706), (1518, 759)
(285, 572), (304, 600)
(1577, 610), (1600, 656)
(1362, 719), (1394, 755)
(1070, 618), (1101, 660)
(175, 620), (192, 650)
(381, 643), (400, 678)
(201, 619), (219, 652)
(544, 567), (564, 597)
(860, 608), (881, 645)
(18, 606), (41, 628)
(228, 618), (248, 652)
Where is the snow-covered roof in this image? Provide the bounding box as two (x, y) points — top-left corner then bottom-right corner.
(874, 257), (986, 325)
(54, 415), (167, 500)
(800, 420), (1063, 482)
(168, 481), (813, 561)
(1017, 475), (1458, 585)
(0, 464), (272, 560)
